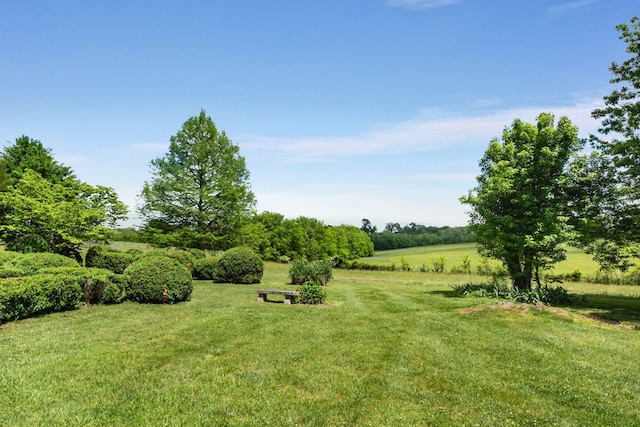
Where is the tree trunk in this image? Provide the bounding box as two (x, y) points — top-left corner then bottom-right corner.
(506, 257), (533, 291)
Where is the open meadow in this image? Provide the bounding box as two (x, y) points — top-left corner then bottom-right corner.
(362, 243), (600, 277)
(1, 257), (640, 426)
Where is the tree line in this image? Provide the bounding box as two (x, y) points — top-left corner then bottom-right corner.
(360, 219), (473, 251)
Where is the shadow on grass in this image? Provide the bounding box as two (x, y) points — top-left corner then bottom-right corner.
(430, 288), (640, 327)
(572, 293), (640, 326)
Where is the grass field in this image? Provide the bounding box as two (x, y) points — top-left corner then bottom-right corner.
(1, 261), (639, 426)
(363, 243), (601, 276)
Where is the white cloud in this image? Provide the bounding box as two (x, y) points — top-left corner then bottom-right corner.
(386, 0), (460, 10)
(242, 98), (603, 162)
(547, 0), (598, 16)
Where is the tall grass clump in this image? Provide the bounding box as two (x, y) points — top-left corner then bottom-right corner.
(289, 259), (333, 286)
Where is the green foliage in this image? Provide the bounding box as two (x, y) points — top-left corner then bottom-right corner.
(451, 255), (472, 274)
(289, 259), (333, 286)
(1, 135), (75, 186)
(138, 110), (255, 250)
(430, 256), (446, 273)
(0, 273), (84, 323)
(368, 224), (474, 250)
(124, 255), (192, 304)
(0, 170), (128, 259)
(451, 280), (579, 305)
(192, 257), (219, 280)
(166, 249), (196, 273)
(215, 247), (263, 284)
(461, 113), (583, 290)
(587, 17), (640, 267)
(39, 267), (127, 305)
(0, 250), (23, 266)
(235, 212), (374, 262)
(297, 281), (327, 304)
(85, 245), (135, 274)
(189, 248), (207, 259)
(5, 252), (80, 276)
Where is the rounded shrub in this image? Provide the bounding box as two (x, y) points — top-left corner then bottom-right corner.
(216, 247), (263, 284)
(167, 249), (196, 273)
(40, 267), (128, 305)
(124, 255), (192, 304)
(85, 245), (134, 274)
(189, 248), (207, 260)
(7, 252), (80, 276)
(193, 257), (219, 280)
(0, 273), (84, 323)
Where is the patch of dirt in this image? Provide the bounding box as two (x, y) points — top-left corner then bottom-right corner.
(459, 302), (638, 329)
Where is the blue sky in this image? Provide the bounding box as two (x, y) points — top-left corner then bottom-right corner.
(0, 0), (636, 229)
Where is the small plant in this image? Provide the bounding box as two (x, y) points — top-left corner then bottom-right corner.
(215, 247), (264, 284)
(400, 257), (411, 271)
(297, 281), (327, 304)
(430, 256), (446, 273)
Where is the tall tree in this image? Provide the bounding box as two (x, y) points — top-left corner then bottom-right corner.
(460, 113), (583, 290)
(590, 16), (640, 265)
(138, 110), (256, 249)
(1, 135), (75, 186)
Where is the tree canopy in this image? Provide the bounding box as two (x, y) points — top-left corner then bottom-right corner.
(138, 110), (255, 250)
(2, 135), (75, 186)
(461, 113), (583, 290)
(588, 16), (640, 267)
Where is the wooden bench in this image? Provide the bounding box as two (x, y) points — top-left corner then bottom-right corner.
(257, 290), (300, 304)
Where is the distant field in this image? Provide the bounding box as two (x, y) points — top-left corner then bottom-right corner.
(363, 243), (601, 276)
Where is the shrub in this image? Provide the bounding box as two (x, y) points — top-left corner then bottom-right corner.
(5, 233), (53, 254)
(451, 280), (579, 305)
(6, 252), (80, 276)
(216, 247), (264, 284)
(193, 257), (219, 280)
(289, 259), (333, 286)
(189, 248), (207, 260)
(167, 249), (196, 273)
(85, 245), (135, 274)
(134, 249), (196, 272)
(124, 256), (192, 304)
(297, 281), (327, 304)
(39, 267), (127, 305)
(0, 251), (24, 267)
(0, 273), (84, 323)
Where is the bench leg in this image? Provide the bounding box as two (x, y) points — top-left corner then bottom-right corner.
(258, 293), (266, 302)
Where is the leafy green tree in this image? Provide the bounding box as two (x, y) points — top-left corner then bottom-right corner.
(590, 16), (640, 267)
(1, 135), (74, 186)
(138, 110), (256, 250)
(460, 113), (583, 290)
(0, 170), (128, 260)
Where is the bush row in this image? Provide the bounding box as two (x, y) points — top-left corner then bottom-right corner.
(0, 250), (195, 324)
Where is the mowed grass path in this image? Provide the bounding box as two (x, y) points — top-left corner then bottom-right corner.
(1, 263), (639, 426)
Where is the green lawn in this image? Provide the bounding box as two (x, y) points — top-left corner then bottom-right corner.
(1, 262), (639, 426)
